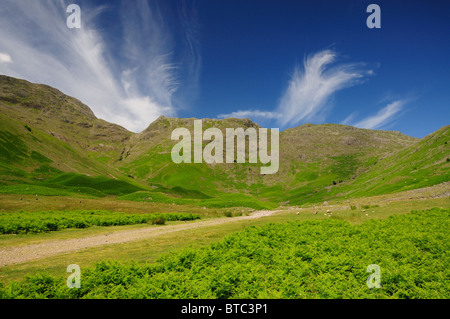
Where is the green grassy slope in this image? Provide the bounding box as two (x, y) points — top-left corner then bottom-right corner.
(0, 76), (145, 197)
(118, 116), (265, 195)
(268, 124), (421, 204)
(0, 75), (448, 207)
(335, 125), (450, 197)
(281, 125), (450, 205)
(118, 116), (423, 205)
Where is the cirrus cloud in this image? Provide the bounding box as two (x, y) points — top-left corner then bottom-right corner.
(276, 50), (370, 127)
(0, 0), (200, 133)
(217, 109), (281, 120)
(352, 100), (406, 130)
(218, 49), (373, 128)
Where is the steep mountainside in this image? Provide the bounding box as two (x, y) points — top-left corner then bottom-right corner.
(116, 116), (421, 202)
(335, 125), (450, 197)
(0, 76), (143, 196)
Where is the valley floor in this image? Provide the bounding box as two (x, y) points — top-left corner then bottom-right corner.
(0, 209), (280, 267)
(0, 182), (449, 284)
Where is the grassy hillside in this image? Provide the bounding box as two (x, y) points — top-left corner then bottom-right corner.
(117, 116), (266, 196)
(268, 124), (421, 204)
(0, 75), (131, 169)
(0, 75), (448, 207)
(336, 125), (450, 197)
(281, 125), (450, 205)
(117, 116), (423, 205)
(0, 76), (147, 197)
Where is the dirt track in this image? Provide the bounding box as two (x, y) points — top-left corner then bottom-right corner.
(0, 210), (282, 267)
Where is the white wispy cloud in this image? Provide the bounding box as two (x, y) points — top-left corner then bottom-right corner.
(0, 0), (199, 132)
(276, 50), (370, 127)
(217, 109), (281, 120)
(217, 49), (372, 128)
(353, 100), (405, 130)
(0, 52), (12, 64)
(176, 0), (202, 108)
(340, 112), (358, 125)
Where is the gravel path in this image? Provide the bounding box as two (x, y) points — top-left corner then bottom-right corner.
(0, 210), (282, 267)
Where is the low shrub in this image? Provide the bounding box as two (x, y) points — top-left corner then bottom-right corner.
(0, 211), (200, 234)
(151, 217), (166, 225)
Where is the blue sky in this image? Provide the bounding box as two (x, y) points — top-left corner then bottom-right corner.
(0, 0), (449, 137)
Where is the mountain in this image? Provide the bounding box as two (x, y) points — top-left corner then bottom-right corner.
(0, 75), (448, 206)
(0, 75), (143, 196)
(335, 124), (450, 197)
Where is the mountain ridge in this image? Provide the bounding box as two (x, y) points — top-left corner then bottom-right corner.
(0, 75), (448, 207)
(0, 75), (424, 138)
